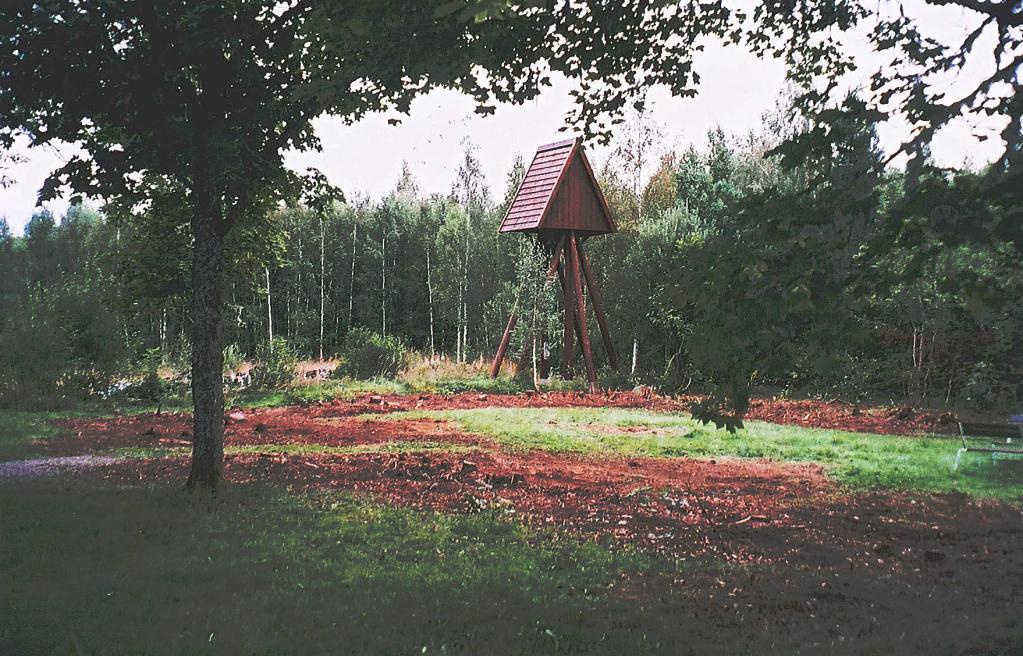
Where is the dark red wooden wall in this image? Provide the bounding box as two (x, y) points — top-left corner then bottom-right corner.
(543, 155), (613, 234)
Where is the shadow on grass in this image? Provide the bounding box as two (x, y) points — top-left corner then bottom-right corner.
(0, 409), (106, 462)
(0, 478), (699, 655)
(3, 478), (1021, 655)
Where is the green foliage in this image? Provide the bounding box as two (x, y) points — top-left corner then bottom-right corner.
(249, 338), (298, 390)
(414, 374), (521, 396)
(0, 208), (128, 409)
(0, 409), (67, 461)
(222, 344), (245, 375)
(596, 366), (635, 392)
(333, 328), (408, 380)
(137, 348), (165, 408)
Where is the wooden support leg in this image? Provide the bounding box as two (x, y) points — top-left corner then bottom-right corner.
(556, 262), (586, 346)
(576, 239), (619, 370)
(569, 233), (598, 391)
(489, 313), (518, 377)
(545, 235), (566, 279)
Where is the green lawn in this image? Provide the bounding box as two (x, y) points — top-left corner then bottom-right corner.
(376, 407), (1023, 501)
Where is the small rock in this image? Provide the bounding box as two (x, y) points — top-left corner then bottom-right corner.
(369, 395), (384, 404)
(228, 411), (247, 422)
(873, 543), (894, 556)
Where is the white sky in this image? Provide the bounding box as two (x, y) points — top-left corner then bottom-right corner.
(0, 0), (1003, 235)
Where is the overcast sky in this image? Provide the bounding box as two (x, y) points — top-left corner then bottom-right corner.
(0, 0), (1001, 235)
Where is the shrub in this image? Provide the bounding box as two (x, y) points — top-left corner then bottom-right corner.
(598, 366), (636, 392)
(332, 328), (408, 380)
(138, 348), (165, 405)
(222, 343), (245, 375)
(250, 338), (298, 389)
(423, 374), (522, 395)
(399, 353), (520, 394)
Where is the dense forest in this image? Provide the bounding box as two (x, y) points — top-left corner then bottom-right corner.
(1, 100), (1020, 412)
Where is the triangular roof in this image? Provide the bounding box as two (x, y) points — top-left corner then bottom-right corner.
(499, 138), (616, 234)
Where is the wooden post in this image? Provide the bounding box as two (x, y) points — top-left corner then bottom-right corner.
(545, 235), (567, 279)
(490, 235), (565, 378)
(569, 233), (598, 391)
(556, 262), (586, 346)
(489, 313), (519, 377)
(576, 239), (619, 370)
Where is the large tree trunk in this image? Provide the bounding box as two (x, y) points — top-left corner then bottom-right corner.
(187, 206), (226, 491)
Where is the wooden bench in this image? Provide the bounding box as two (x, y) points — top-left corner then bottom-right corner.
(953, 421), (1023, 471)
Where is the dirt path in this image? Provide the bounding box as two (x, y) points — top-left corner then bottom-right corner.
(0, 455), (123, 478)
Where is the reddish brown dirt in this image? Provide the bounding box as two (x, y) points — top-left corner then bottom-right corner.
(94, 443), (1020, 568)
(287, 390), (956, 433)
(48, 397), (1017, 571)
(320, 390), (959, 435)
(37, 395), (1023, 651)
(49, 390), (955, 458)
(740, 397), (957, 435)
(54, 408), (483, 454)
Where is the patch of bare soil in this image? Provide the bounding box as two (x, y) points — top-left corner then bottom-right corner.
(739, 397), (958, 435)
(47, 391), (960, 463)
(94, 445), (832, 563)
(312, 390), (959, 435)
(59, 404), (1013, 566)
(49, 407), (490, 455)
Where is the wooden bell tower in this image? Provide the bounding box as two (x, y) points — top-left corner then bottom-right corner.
(490, 138), (619, 391)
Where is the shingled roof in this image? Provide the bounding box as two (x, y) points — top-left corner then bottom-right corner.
(499, 138), (616, 235)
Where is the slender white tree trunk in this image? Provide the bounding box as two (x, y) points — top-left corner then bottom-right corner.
(319, 213), (326, 360)
(295, 237), (302, 338)
(426, 247), (435, 355)
(348, 221), (357, 328)
(381, 232), (387, 335)
(160, 306), (167, 353)
(265, 266), (273, 342)
(456, 250), (463, 363)
(462, 211), (470, 363)
(631, 337), (638, 376)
